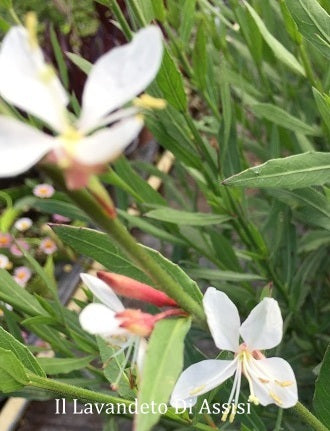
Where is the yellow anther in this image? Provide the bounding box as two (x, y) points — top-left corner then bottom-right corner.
(221, 411), (229, 422)
(259, 378), (270, 384)
(248, 395), (260, 405)
(269, 391), (283, 405)
(275, 380), (293, 387)
(189, 385), (206, 396)
(133, 94), (167, 110)
(25, 12), (38, 49)
(229, 405), (237, 423)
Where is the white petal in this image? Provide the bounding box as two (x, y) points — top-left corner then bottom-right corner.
(80, 273), (124, 311)
(240, 298), (283, 351)
(170, 359), (237, 408)
(79, 303), (127, 337)
(203, 287), (240, 352)
(74, 117), (143, 165)
(78, 26), (163, 132)
(250, 357), (298, 408)
(0, 116), (56, 177)
(0, 27), (68, 132)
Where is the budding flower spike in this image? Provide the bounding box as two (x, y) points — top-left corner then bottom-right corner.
(97, 271), (178, 307)
(0, 15), (164, 188)
(170, 288), (298, 423)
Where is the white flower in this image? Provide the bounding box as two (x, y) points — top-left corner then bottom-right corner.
(13, 266), (32, 287)
(0, 18), (163, 188)
(79, 273), (148, 381)
(170, 288), (298, 422)
(33, 183), (55, 198)
(39, 237), (57, 255)
(14, 217), (33, 232)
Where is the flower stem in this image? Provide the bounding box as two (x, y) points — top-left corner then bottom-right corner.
(291, 402), (329, 431)
(42, 165), (205, 323)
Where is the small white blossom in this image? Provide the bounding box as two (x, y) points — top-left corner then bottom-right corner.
(0, 254), (10, 269)
(14, 217), (33, 231)
(170, 288), (298, 422)
(33, 183), (55, 198)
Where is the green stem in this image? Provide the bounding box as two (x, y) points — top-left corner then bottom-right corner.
(42, 165), (205, 323)
(109, 0), (133, 40)
(291, 402), (329, 431)
(274, 408), (283, 431)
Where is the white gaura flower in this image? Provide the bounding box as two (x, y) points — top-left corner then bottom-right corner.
(170, 287), (298, 422)
(0, 15), (163, 188)
(79, 273), (149, 385)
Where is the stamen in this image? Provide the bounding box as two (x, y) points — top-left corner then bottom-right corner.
(229, 404), (237, 423)
(259, 378), (270, 384)
(112, 341), (134, 389)
(241, 352), (260, 406)
(189, 385), (206, 396)
(133, 94), (167, 110)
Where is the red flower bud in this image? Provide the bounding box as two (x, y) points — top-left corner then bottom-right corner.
(116, 309), (156, 337)
(97, 271), (177, 307)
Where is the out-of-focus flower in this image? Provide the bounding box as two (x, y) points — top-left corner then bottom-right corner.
(14, 217), (33, 231)
(97, 271), (178, 307)
(33, 183), (55, 198)
(170, 288), (298, 422)
(0, 232), (12, 248)
(13, 266), (32, 287)
(52, 213), (70, 223)
(39, 237), (57, 255)
(10, 239), (29, 257)
(0, 254), (11, 269)
(0, 16), (163, 189)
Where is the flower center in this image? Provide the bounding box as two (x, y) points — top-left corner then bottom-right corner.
(56, 127), (84, 167)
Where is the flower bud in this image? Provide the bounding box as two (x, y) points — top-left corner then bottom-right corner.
(97, 271), (177, 307)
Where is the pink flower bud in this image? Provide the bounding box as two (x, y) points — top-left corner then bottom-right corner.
(97, 271), (177, 307)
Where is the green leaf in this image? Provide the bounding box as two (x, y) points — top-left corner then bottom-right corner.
(52, 225), (151, 284)
(314, 344), (330, 427)
(187, 268), (265, 282)
(286, 0), (330, 58)
(66, 52), (92, 74)
(193, 21), (207, 90)
(313, 88), (330, 134)
(0, 327), (45, 377)
(155, 49), (187, 111)
(152, 0), (166, 22)
(118, 210), (186, 246)
(244, 1), (305, 76)
(0, 347), (29, 393)
(27, 197), (90, 222)
(145, 207), (231, 226)
(251, 103), (320, 136)
(0, 269), (46, 316)
(142, 245), (203, 303)
(37, 356), (94, 375)
(223, 152), (330, 188)
(179, 0), (197, 44)
(50, 25), (69, 88)
(135, 318), (191, 431)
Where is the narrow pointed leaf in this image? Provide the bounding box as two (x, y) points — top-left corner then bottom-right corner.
(223, 152), (330, 188)
(135, 318), (191, 431)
